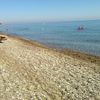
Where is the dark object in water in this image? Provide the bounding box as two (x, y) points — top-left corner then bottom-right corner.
(77, 26), (84, 30)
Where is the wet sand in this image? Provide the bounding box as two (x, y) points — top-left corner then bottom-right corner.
(0, 33), (100, 100)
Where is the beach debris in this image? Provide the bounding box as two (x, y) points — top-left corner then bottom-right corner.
(0, 35), (7, 43)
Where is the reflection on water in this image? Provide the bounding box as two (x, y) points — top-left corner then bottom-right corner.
(0, 20), (100, 56)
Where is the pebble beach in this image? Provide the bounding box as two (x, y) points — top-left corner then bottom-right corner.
(0, 33), (100, 100)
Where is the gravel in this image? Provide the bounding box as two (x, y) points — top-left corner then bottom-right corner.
(0, 35), (100, 100)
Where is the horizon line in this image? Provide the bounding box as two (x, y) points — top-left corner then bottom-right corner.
(1, 18), (100, 24)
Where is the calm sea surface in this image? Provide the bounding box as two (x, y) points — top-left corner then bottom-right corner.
(0, 20), (100, 56)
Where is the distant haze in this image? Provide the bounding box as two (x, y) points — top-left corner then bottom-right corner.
(0, 0), (100, 23)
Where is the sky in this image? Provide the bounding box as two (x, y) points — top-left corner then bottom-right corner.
(0, 0), (100, 23)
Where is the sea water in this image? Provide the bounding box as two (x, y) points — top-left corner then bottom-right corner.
(0, 20), (100, 56)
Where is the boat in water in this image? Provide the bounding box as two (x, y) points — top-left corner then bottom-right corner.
(77, 26), (84, 30)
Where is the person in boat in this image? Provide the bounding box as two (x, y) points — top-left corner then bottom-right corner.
(77, 26), (84, 30)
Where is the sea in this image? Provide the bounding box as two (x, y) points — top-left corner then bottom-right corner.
(0, 20), (100, 56)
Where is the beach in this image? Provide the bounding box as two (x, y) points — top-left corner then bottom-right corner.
(0, 33), (100, 100)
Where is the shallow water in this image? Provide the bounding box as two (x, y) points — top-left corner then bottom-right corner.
(0, 20), (100, 56)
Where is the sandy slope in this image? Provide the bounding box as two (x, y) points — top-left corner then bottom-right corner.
(0, 35), (100, 100)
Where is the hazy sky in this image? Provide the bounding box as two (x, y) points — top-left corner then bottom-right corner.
(0, 0), (100, 23)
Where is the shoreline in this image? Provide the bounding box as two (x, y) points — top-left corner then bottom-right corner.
(0, 32), (100, 99)
(1, 32), (100, 66)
